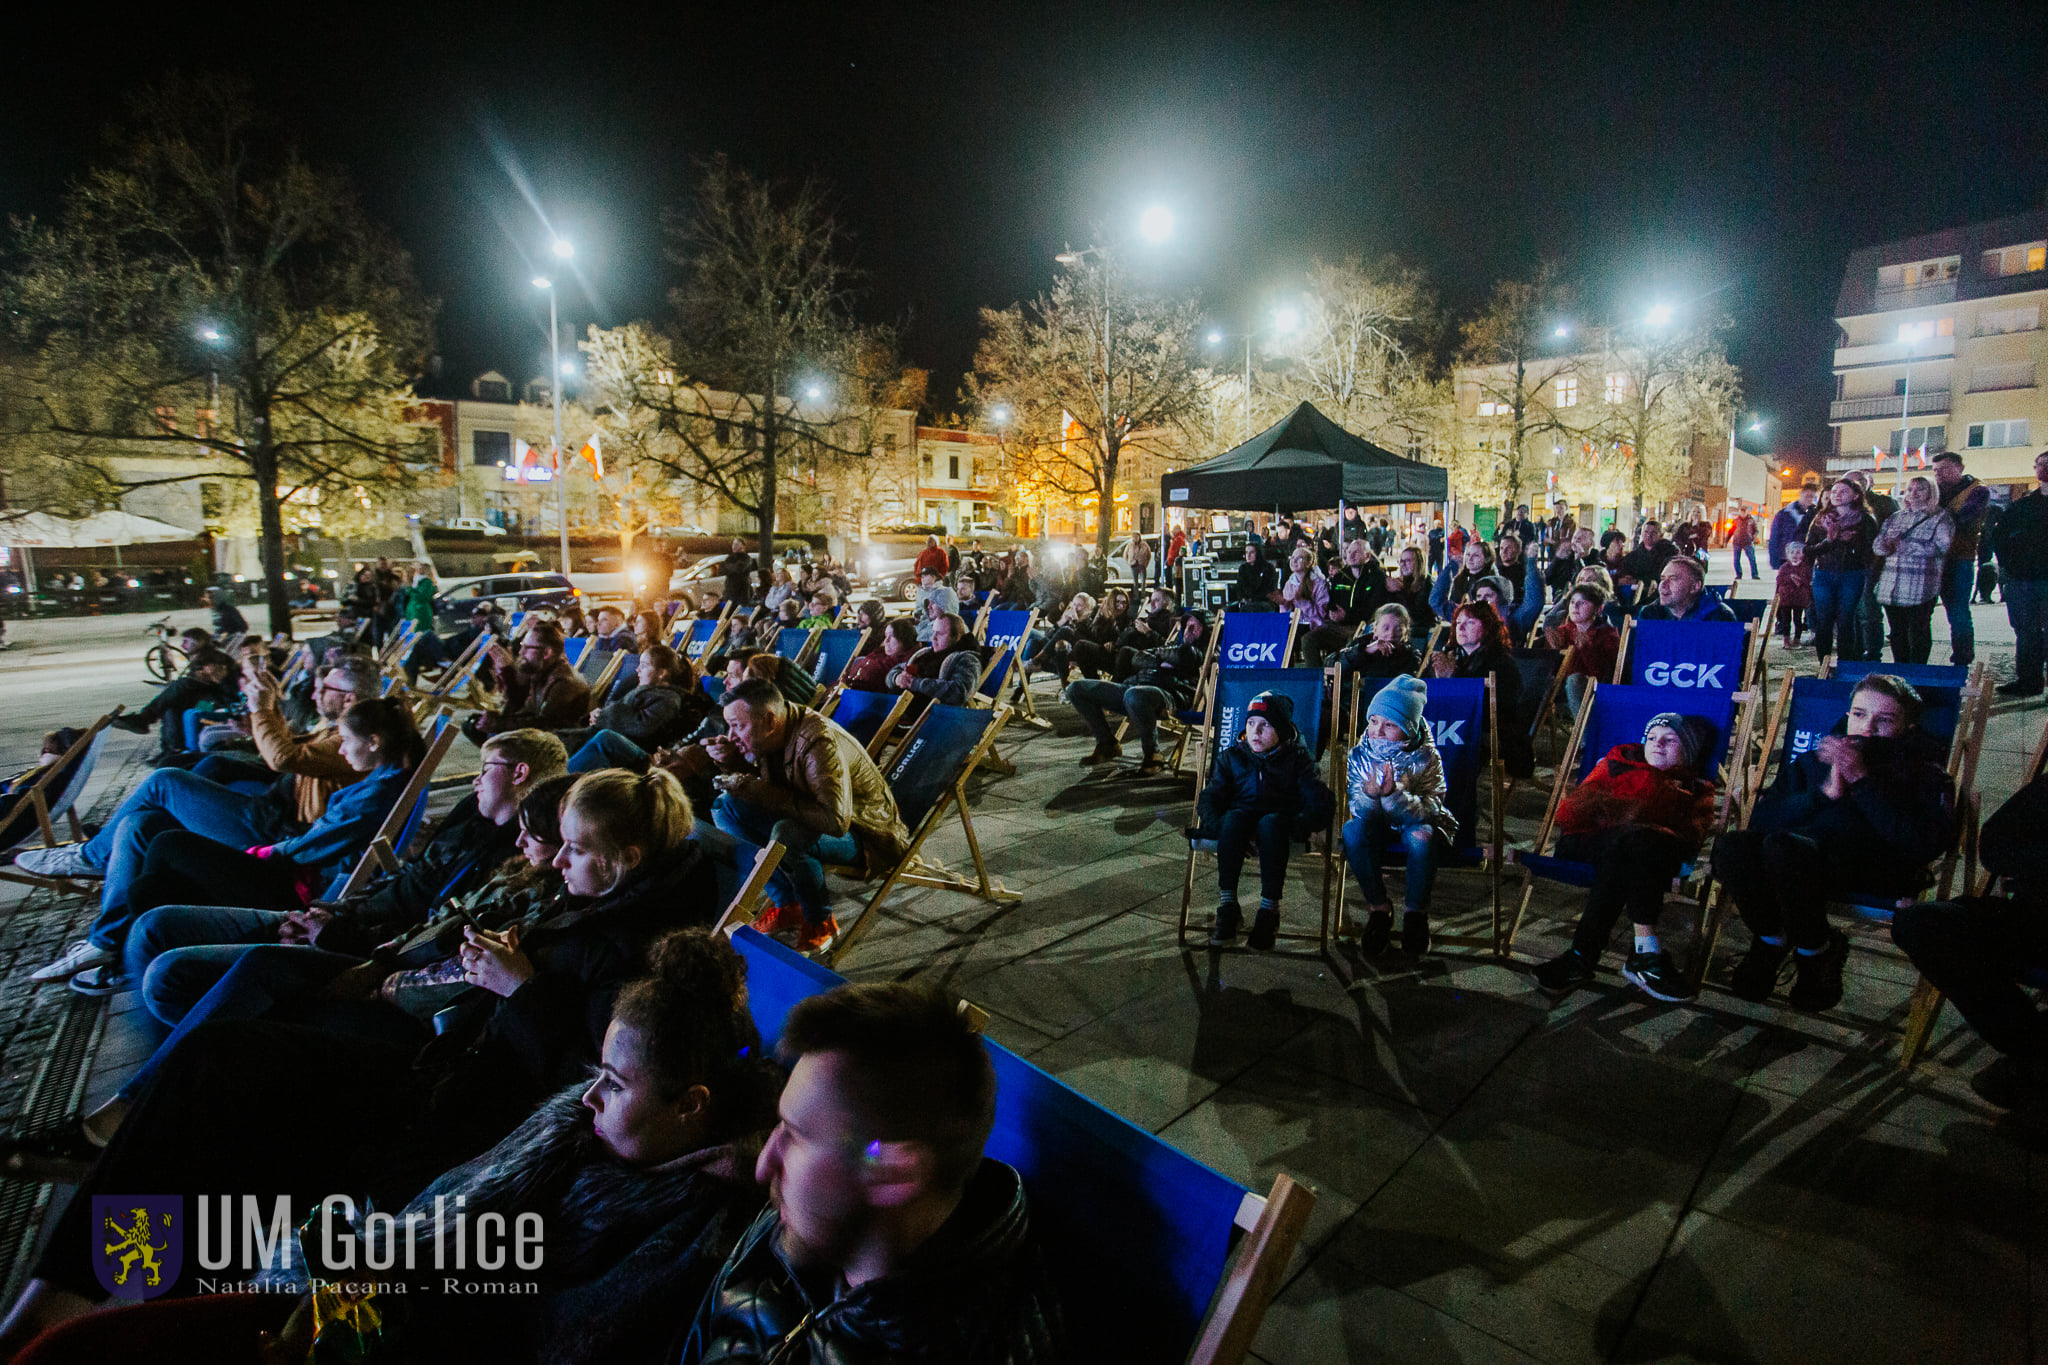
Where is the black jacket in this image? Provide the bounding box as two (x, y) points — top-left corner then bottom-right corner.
(1993, 489), (2048, 582)
(1193, 738), (1333, 839)
(1746, 723), (1957, 891)
(316, 795), (520, 952)
(1129, 638), (1207, 708)
(1234, 556), (1278, 602)
(596, 682), (707, 748)
(1325, 562), (1386, 622)
(1981, 773), (2048, 909)
(681, 1158), (1065, 1365)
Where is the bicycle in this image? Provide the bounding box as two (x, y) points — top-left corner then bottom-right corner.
(143, 616), (186, 684)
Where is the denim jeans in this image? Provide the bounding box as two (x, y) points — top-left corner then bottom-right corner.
(1853, 576), (1884, 663)
(125, 904), (290, 1024)
(1940, 558), (1977, 664)
(1213, 810), (1292, 900)
(1342, 808), (1440, 912)
(568, 728), (651, 774)
(81, 769), (296, 951)
(1883, 601), (1937, 665)
(711, 793), (858, 925)
(2007, 577), (2047, 690)
(191, 753), (275, 794)
(1066, 679), (1171, 757)
(1808, 568), (1866, 661)
(1731, 545), (1758, 580)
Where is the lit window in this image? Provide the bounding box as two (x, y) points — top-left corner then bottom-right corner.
(1554, 377), (1578, 407)
(1981, 242), (2048, 278)
(1897, 318), (1955, 343)
(1604, 373), (1628, 403)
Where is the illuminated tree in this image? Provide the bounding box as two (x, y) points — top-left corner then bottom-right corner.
(1580, 316), (1741, 519)
(1456, 262), (1577, 513)
(1, 76), (435, 634)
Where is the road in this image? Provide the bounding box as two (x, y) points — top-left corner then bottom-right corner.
(0, 609), (214, 766)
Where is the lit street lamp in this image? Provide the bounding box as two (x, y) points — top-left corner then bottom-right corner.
(1207, 306), (1298, 443)
(533, 248), (572, 574)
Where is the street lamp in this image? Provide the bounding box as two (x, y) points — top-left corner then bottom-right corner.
(1645, 303), (1674, 328)
(533, 265), (570, 575)
(1207, 306), (1299, 444)
(1137, 205), (1174, 244)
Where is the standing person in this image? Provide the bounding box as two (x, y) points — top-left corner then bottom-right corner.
(1992, 449), (2048, 698)
(1932, 451), (1990, 665)
(1125, 529), (1153, 587)
(402, 564), (437, 633)
(717, 540), (753, 610)
(1730, 510), (1758, 581)
(1803, 480), (1878, 662)
(1768, 478), (1821, 569)
(1532, 714), (1719, 1000)
(1427, 519), (1446, 573)
(912, 534), (950, 583)
(206, 584), (248, 638)
(1446, 522), (1467, 561)
(1340, 674), (1454, 955)
(1192, 691), (1334, 950)
(1845, 469), (1898, 665)
(1871, 475), (1956, 665)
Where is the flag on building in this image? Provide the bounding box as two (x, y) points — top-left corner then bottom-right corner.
(514, 438), (538, 471)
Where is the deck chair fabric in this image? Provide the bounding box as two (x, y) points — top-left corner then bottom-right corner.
(1780, 678), (1961, 766)
(774, 627), (815, 662)
(1826, 659), (1971, 689)
(976, 609), (1035, 702)
(327, 710), (459, 900)
(727, 926), (1314, 1365)
(563, 637), (592, 669)
(0, 713), (117, 858)
(1213, 610), (1296, 672)
(810, 629), (865, 688)
(1622, 619), (1749, 696)
(1724, 597), (1770, 626)
(820, 687), (913, 759)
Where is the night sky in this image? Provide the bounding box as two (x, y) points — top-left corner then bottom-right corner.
(6, 1), (2046, 475)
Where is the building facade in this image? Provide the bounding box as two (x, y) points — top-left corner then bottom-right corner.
(1830, 208), (2047, 498)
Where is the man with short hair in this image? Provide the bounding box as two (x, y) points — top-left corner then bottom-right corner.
(1231, 540), (1278, 609)
(708, 677), (910, 955)
(1769, 479), (1820, 569)
(1992, 449), (2048, 698)
(718, 539), (755, 609)
(1637, 556), (1737, 623)
(1933, 450), (1991, 665)
(681, 980), (1062, 1363)
(466, 620), (591, 741)
(591, 605), (634, 651)
(110, 647), (239, 758)
(1621, 520), (1680, 587)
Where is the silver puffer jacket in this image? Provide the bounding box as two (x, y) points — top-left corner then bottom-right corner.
(1346, 733), (1456, 840)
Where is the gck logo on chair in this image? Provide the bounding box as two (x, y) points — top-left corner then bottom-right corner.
(1223, 642), (1282, 665)
(1641, 661), (1727, 689)
(92, 1195), (182, 1300)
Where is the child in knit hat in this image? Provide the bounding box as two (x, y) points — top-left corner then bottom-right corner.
(1532, 712), (1719, 1000)
(1340, 674), (1456, 954)
(1192, 690), (1334, 950)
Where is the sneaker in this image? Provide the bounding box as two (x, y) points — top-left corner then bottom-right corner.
(1078, 743), (1122, 768)
(1623, 950), (1697, 1002)
(1401, 911), (1431, 955)
(68, 965), (130, 997)
(108, 713), (151, 734)
(1996, 681), (2044, 699)
(793, 915), (839, 957)
(13, 844), (100, 879)
(1358, 909), (1393, 954)
(1246, 907), (1279, 951)
(1787, 930), (1850, 1012)
(749, 899), (803, 938)
(1207, 902), (1242, 947)
(1534, 948), (1596, 993)
(1728, 937), (1793, 1003)
(28, 940), (111, 984)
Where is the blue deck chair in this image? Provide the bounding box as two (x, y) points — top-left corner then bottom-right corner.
(728, 926), (1318, 1365)
(975, 609), (1045, 723)
(1621, 618), (1752, 695)
(563, 636), (591, 669)
(701, 675), (726, 705)
(818, 686), (913, 760)
(810, 628), (865, 688)
(507, 611), (528, 631)
(1177, 666), (1328, 951)
(600, 651), (639, 705)
(774, 626), (817, 663)
(1146, 609), (1295, 772)
(824, 702), (1018, 966)
(682, 614), (721, 659)
(1505, 680), (1750, 965)
(1825, 659), (1971, 690)
(1724, 597), (1771, 627)
(326, 709), (461, 901)
(1319, 675), (1505, 954)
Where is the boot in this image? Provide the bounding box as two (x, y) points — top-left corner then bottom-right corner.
(1246, 906), (1280, 951)
(1207, 901), (1241, 947)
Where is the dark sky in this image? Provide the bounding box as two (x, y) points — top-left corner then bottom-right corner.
(6, 1), (2047, 475)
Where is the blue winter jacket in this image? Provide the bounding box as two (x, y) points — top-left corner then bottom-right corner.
(268, 761), (411, 882)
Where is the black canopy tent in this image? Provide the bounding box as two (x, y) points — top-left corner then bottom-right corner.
(1160, 401), (1449, 513)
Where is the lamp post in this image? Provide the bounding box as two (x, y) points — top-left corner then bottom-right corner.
(1207, 307), (1299, 445)
(533, 237), (573, 574)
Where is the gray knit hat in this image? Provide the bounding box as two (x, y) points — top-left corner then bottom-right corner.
(1644, 712), (1713, 770)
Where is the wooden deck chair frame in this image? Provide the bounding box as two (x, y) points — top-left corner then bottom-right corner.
(587, 647), (631, 704)
(1899, 711), (2048, 1069)
(1317, 671), (1506, 956)
(1128, 609), (1227, 771)
(1693, 668), (1982, 1008)
(411, 629), (493, 721)
(974, 608), (1047, 731)
(711, 842), (790, 936)
(792, 625), (826, 670)
(1186, 1173), (1317, 1365)
(1411, 622), (1445, 673)
(1501, 676), (1760, 971)
(1176, 666), (1335, 955)
(331, 708), (460, 900)
(1527, 643), (1575, 760)
(0, 709), (125, 896)
(822, 704), (1021, 968)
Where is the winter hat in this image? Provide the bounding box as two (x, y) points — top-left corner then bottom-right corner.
(1366, 674), (1429, 741)
(1475, 574), (1516, 607)
(1644, 713), (1712, 770)
(1245, 690), (1297, 744)
(925, 585), (960, 617)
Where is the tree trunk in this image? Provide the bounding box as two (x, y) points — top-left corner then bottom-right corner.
(1094, 439), (1118, 560)
(756, 408), (779, 576)
(253, 439), (294, 638)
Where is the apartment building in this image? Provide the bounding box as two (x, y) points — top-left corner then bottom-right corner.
(1830, 208), (2048, 497)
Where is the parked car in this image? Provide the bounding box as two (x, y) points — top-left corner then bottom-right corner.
(436, 516), (507, 537)
(432, 571), (578, 628)
(852, 551), (922, 603)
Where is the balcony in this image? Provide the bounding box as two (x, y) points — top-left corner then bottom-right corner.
(1829, 391), (1951, 424)
(1871, 281), (1957, 311)
(1833, 334), (1955, 369)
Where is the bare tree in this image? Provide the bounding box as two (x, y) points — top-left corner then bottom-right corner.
(968, 249), (1206, 557)
(1, 76), (435, 634)
(1580, 317), (1742, 519)
(1457, 263), (1577, 514)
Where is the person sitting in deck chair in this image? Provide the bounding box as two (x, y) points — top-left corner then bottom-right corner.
(109, 645), (238, 760)
(464, 620), (593, 745)
(1532, 713), (1720, 1002)
(1340, 674), (1455, 956)
(706, 677), (911, 956)
(1713, 673), (1957, 1012)
(1636, 554), (1737, 624)
(1192, 690), (1333, 951)
(679, 980), (1065, 1364)
(887, 610), (984, 710)
(1066, 609), (1210, 778)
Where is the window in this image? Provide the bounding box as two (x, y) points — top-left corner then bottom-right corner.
(472, 429), (512, 467)
(1896, 318), (1954, 342)
(1889, 425), (1946, 456)
(1967, 419), (2031, 449)
(1604, 373), (1629, 403)
(920, 448), (933, 476)
(1476, 400), (1512, 417)
(195, 409), (217, 439)
(1554, 377), (1578, 407)
(474, 377), (511, 402)
(1881, 256), (1960, 289)
(1981, 242), (2047, 278)
(948, 455), (960, 480)
(1980, 305), (2041, 335)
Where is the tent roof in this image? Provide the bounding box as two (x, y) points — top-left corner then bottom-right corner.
(0, 511), (201, 548)
(1160, 402), (1449, 512)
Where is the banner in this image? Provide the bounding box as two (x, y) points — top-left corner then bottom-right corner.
(1215, 611), (1293, 668)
